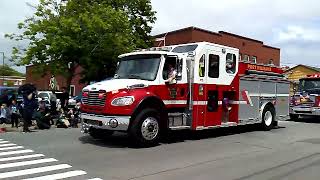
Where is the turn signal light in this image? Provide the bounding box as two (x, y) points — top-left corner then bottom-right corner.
(82, 91), (89, 97)
(315, 96), (320, 107)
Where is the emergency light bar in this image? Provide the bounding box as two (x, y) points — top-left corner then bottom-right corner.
(133, 47), (172, 52)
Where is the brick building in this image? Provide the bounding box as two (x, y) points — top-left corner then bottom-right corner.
(155, 27), (280, 66)
(0, 76), (26, 87)
(26, 26), (281, 95)
(26, 65), (85, 96)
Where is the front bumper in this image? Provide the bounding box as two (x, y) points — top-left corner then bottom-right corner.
(80, 113), (130, 133)
(290, 106), (320, 116)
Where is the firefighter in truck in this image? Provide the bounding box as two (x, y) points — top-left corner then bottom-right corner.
(80, 42), (290, 146)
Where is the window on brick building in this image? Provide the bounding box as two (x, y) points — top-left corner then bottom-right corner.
(70, 85), (75, 97)
(251, 56), (257, 63)
(243, 55), (249, 62)
(269, 59), (274, 65)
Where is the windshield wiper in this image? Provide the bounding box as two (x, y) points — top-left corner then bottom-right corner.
(127, 74), (142, 79)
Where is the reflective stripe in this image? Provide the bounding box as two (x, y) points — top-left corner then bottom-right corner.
(193, 101), (207, 105)
(230, 101), (248, 105)
(163, 100), (187, 105)
(250, 93), (290, 97)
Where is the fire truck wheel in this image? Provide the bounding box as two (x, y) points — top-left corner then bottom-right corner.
(261, 105), (275, 131)
(89, 128), (114, 139)
(129, 108), (160, 147)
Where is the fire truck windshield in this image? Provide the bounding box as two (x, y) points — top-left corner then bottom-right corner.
(299, 79), (320, 93)
(115, 54), (161, 81)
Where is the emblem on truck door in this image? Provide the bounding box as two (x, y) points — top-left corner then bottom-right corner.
(169, 88), (178, 98)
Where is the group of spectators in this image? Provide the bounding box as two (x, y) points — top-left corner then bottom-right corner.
(0, 99), (20, 128)
(0, 84), (72, 132)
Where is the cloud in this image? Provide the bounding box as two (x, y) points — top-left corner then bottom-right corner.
(277, 25), (320, 42)
(151, 0), (320, 67)
(0, 0), (37, 73)
(1, 0), (320, 73)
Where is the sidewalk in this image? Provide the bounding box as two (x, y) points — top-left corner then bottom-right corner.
(1, 123), (37, 133)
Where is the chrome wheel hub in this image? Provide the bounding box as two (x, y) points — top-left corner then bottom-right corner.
(141, 117), (159, 141)
(264, 111), (273, 126)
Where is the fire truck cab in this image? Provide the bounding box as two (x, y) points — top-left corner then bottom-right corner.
(81, 42), (290, 146)
(290, 74), (320, 119)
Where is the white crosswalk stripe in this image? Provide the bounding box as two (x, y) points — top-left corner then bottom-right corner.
(0, 154), (44, 162)
(0, 139), (102, 180)
(0, 146), (24, 151)
(0, 149), (33, 156)
(0, 143), (17, 147)
(23, 170), (87, 180)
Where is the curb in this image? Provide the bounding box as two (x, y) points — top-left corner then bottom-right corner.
(0, 127), (6, 133)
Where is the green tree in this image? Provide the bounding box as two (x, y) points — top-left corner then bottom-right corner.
(6, 0), (156, 88)
(0, 65), (25, 76)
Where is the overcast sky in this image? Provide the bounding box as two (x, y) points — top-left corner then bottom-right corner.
(1, 0), (320, 73)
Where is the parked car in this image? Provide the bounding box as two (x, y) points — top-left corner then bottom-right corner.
(37, 91), (61, 110)
(69, 94), (82, 106)
(0, 86), (19, 105)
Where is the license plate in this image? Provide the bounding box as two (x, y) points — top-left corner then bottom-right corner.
(86, 119), (101, 126)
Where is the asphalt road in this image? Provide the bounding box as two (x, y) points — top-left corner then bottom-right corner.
(1, 119), (320, 180)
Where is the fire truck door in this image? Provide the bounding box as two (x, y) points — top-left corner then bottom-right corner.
(204, 50), (223, 127)
(161, 56), (188, 108)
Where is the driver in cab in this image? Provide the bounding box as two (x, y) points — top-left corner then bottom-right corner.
(164, 62), (177, 84)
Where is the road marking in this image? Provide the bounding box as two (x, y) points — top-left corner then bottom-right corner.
(0, 158), (57, 169)
(0, 146), (24, 151)
(0, 154), (44, 162)
(0, 143), (16, 147)
(0, 164), (72, 179)
(23, 170), (87, 180)
(0, 149), (33, 156)
(0, 139), (102, 179)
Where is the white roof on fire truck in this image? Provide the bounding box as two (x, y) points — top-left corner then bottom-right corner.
(119, 42), (239, 58)
(119, 51), (181, 58)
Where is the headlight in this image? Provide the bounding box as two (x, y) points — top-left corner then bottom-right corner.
(111, 96), (135, 106)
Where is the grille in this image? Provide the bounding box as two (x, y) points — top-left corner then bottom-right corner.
(82, 91), (106, 106)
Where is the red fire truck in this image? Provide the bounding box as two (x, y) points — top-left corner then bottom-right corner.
(80, 42), (290, 146)
(290, 74), (320, 119)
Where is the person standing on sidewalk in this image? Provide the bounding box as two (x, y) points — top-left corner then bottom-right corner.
(9, 99), (20, 128)
(0, 104), (7, 124)
(22, 92), (38, 132)
(60, 87), (69, 111)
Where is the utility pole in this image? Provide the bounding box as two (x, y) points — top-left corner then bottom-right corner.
(0, 52), (4, 86)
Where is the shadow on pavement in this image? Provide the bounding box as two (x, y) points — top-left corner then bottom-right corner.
(78, 132), (136, 148)
(78, 124), (285, 148)
(287, 116), (320, 124)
